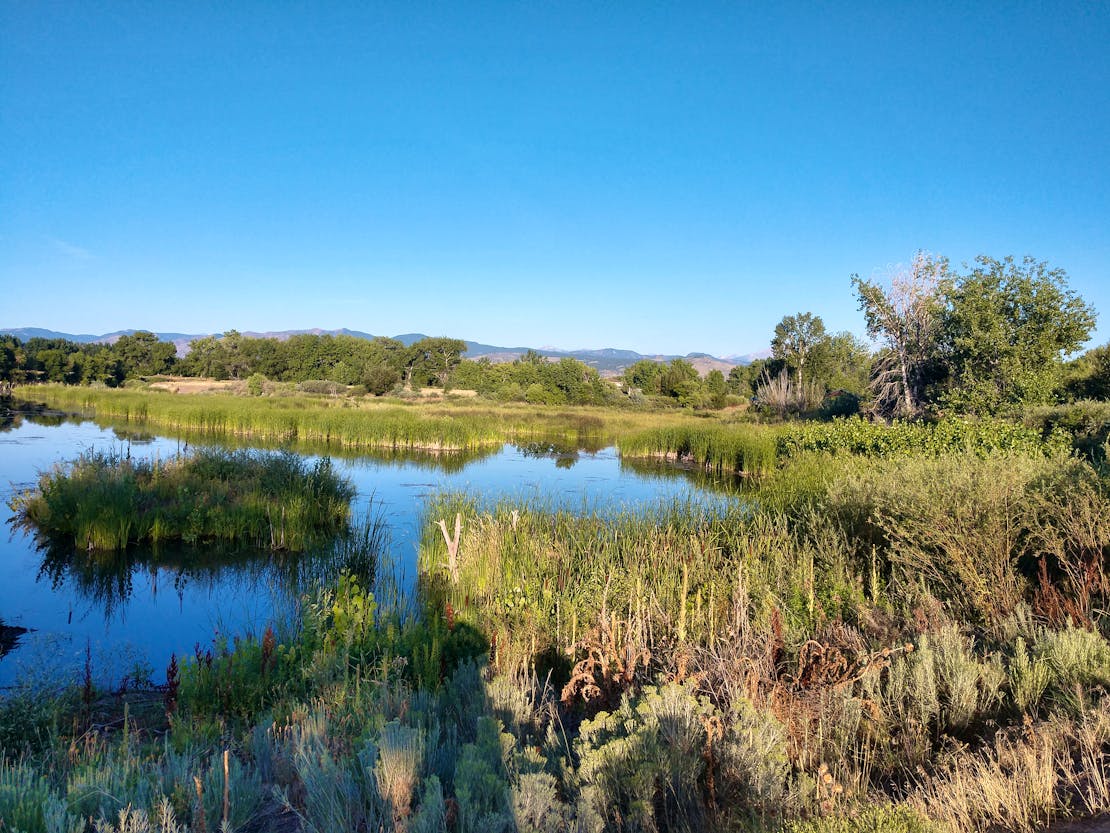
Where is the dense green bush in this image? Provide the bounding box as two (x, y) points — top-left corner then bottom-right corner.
(1026, 399), (1110, 463)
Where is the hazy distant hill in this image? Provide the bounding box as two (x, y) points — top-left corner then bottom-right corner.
(1, 327), (107, 343)
(1, 327), (758, 375)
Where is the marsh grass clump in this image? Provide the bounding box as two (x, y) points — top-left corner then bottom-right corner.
(10, 447), (354, 552)
(619, 415), (1063, 478)
(618, 423), (780, 475)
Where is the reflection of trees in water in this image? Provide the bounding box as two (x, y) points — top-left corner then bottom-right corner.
(33, 516), (388, 624)
(0, 620), (30, 660)
(111, 427), (156, 444)
(515, 440), (581, 469)
(517, 433), (607, 455)
(618, 455), (744, 496)
(1, 399), (80, 432)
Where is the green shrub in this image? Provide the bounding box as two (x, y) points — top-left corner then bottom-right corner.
(454, 716), (512, 833)
(246, 372), (267, 396)
(718, 694), (790, 817)
(784, 805), (939, 833)
(1026, 400), (1110, 463)
(0, 758), (73, 833)
(575, 682), (713, 833)
(1009, 636), (1052, 714)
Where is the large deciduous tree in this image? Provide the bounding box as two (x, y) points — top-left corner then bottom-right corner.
(403, 337), (467, 387)
(112, 330), (176, 377)
(771, 313), (827, 386)
(939, 255), (1097, 414)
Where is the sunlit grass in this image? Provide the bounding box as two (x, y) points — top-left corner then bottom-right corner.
(26, 384), (712, 452)
(10, 446), (354, 551)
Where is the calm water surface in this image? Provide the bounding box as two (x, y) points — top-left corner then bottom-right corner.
(0, 406), (736, 687)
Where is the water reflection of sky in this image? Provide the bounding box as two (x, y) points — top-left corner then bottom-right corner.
(0, 410), (737, 687)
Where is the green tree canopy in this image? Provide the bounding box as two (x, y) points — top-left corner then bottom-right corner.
(112, 331), (176, 377)
(771, 313), (827, 385)
(939, 255), (1097, 414)
(659, 359), (699, 399)
(809, 332), (873, 396)
(623, 359), (663, 396)
(1063, 342), (1110, 401)
(404, 337), (467, 387)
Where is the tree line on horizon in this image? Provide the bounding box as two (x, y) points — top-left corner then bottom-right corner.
(626, 253), (1108, 417)
(2, 253), (1108, 415)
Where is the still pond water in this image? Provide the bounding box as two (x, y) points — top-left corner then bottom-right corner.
(0, 404), (737, 688)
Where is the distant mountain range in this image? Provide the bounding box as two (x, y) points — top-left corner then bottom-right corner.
(1, 327), (768, 376)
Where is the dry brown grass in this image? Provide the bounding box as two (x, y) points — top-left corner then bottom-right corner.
(148, 377), (243, 394)
(910, 703), (1110, 833)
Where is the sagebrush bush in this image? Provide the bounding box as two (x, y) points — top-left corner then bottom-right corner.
(1008, 636), (1052, 715)
(375, 720), (425, 821)
(453, 716), (513, 833)
(718, 694), (791, 816)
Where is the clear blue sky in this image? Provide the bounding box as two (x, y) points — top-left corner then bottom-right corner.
(2, 2), (1108, 356)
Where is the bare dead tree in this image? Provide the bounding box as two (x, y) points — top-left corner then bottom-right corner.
(852, 251), (947, 419)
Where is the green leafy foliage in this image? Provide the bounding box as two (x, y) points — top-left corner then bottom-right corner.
(772, 312), (828, 385)
(940, 255), (1096, 414)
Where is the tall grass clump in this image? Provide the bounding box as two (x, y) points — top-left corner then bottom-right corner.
(10, 447), (354, 551)
(823, 451), (1105, 629)
(417, 493), (875, 687)
(619, 415), (1063, 478)
(619, 423), (780, 475)
(909, 702), (1110, 833)
(754, 368), (824, 417)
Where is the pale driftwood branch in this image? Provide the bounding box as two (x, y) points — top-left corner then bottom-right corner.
(436, 512), (462, 582)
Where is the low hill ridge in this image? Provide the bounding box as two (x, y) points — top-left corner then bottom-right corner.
(1, 327), (759, 374)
